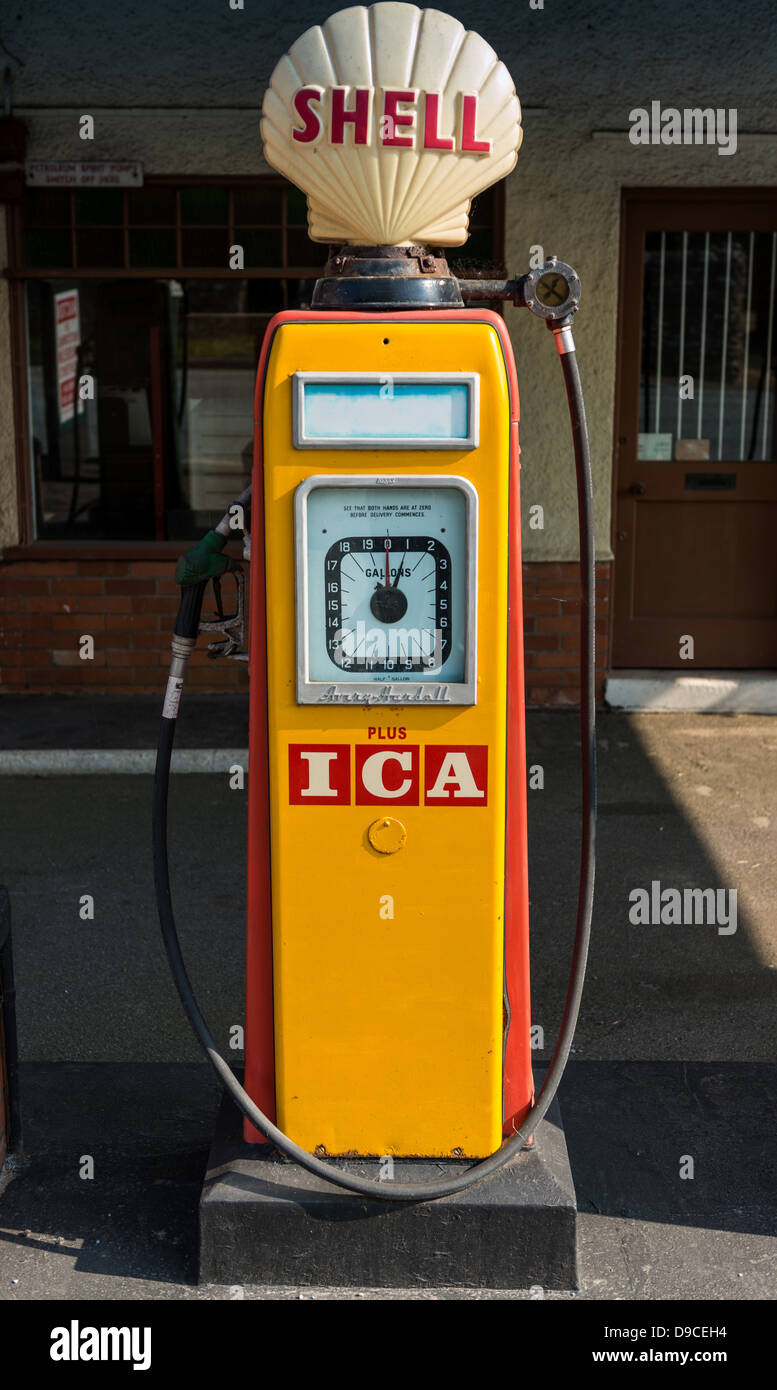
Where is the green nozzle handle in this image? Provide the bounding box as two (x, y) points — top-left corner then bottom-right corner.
(174, 530), (229, 588)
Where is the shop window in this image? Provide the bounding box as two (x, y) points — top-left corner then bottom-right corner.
(17, 179), (503, 542)
(20, 179), (332, 273)
(25, 277), (296, 540)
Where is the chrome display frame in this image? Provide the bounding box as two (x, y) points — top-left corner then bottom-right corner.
(292, 372), (480, 450)
(294, 474), (478, 706)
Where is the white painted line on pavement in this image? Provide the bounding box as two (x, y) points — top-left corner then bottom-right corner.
(0, 749), (249, 775)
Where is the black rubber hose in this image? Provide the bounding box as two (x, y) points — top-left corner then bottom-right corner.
(153, 347), (596, 1202)
(549, 347), (597, 1081)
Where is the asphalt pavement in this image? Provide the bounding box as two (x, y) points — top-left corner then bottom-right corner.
(0, 699), (775, 1299)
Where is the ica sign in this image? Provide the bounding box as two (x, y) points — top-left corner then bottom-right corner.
(288, 743), (489, 805)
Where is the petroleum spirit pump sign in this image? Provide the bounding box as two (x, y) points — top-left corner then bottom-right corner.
(242, 5), (533, 1160)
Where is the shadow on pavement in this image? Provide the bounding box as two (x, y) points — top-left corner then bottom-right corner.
(0, 706), (774, 1292)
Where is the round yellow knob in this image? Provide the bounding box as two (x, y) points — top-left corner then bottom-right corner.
(367, 817), (407, 854)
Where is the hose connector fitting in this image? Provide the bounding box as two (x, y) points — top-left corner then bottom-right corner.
(548, 320), (577, 356)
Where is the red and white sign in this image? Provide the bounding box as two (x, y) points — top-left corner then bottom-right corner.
(289, 743), (487, 806)
(54, 290), (83, 426)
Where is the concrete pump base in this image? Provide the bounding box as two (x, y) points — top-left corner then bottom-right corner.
(198, 1086), (578, 1290)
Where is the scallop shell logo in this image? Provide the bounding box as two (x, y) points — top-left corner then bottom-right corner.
(261, 3), (522, 247)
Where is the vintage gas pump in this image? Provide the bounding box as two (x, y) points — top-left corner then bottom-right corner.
(154, 4), (595, 1200)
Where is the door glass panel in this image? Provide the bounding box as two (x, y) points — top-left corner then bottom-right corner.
(639, 230), (777, 461)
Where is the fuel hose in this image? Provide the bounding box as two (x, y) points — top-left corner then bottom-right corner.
(153, 330), (596, 1201)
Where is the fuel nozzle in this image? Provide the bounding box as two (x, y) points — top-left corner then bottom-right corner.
(174, 529), (232, 589)
(198, 570), (248, 663)
(172, 482), (253, 645)
(173, 530), (235, 642)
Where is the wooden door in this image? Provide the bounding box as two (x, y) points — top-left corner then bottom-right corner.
(612, 191), (777, 668)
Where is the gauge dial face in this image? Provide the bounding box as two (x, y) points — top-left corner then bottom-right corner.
(298, 479), (476, 695)
(325, 532), (452, 673)
(535, 271), (570, 307)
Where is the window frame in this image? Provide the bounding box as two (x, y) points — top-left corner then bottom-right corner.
(5, 174), (505, 555)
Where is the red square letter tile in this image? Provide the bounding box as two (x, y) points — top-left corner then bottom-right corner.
(424, 745), (488, 806)
(289, 744), (350, 804)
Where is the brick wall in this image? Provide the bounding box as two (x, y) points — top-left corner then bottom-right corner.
(0, 560), (249, 694)
(0, 556), (610, 703)
(522, 561), (611, 708)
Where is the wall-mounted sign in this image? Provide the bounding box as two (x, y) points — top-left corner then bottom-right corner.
(54, 289), (83, 426)
(261, 2), (522, 246)
(26, 162), (143, 187)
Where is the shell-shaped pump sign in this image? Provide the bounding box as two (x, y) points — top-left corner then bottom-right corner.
(261, 3), (522, 247)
